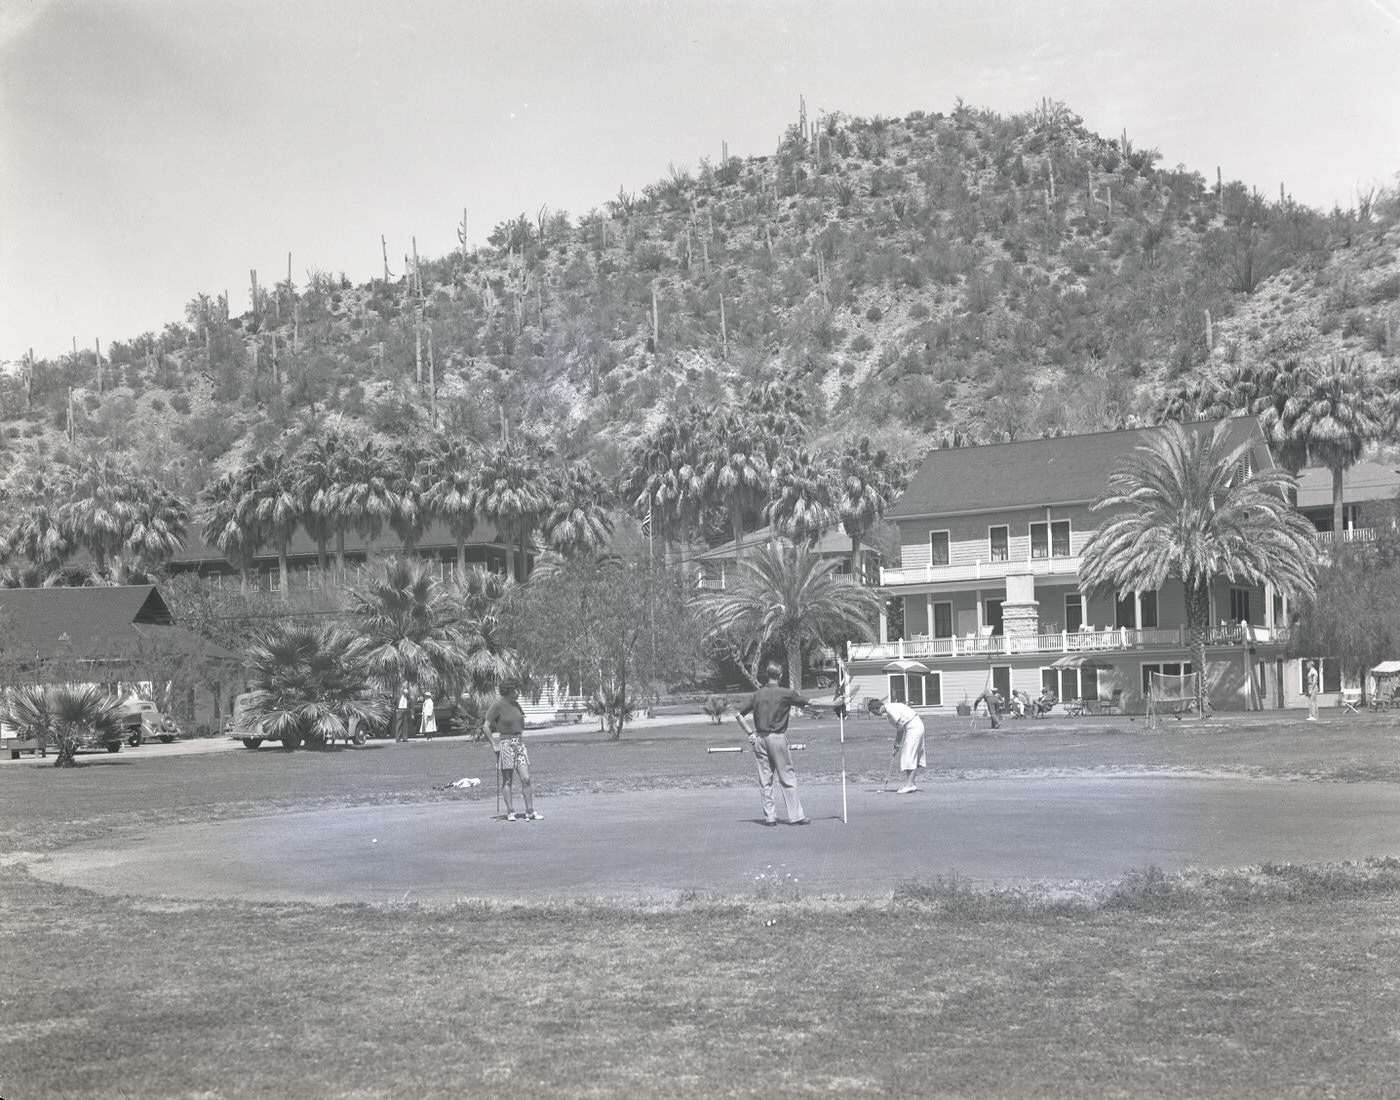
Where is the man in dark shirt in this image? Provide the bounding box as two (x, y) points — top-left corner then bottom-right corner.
(735, 660), (811, 826)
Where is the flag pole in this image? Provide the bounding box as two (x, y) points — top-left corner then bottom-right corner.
(837, 656), (849, 823)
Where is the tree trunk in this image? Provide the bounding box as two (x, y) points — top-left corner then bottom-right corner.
(1185, 582), (1210, 717)
(278, 546), (290, 603)
(1332, 464), (1345, 538)
(457, 533), (467, 578)
(784, 629), (803, 696)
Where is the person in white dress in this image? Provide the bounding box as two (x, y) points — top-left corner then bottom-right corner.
(867, 698), (926, 793)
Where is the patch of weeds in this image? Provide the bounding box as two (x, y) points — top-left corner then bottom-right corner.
(893, 874), (1065, 920)
(751, 863), (801, 903)
(1100, 864), (1194, 912)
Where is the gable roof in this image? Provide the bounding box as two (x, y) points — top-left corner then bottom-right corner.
(0, 585), (237, 666)
(885, 417), (1269, 520)
(692, 522), (854, 562)
(1295, 461), (1400, 510)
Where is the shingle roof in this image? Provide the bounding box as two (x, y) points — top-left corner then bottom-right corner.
(0, 585), (237, 665)
(1295, 461), (1400, 509)
(885, 417), (1267, 519)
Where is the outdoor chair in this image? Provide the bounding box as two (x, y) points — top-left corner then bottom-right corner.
(1339, 688), (1362, 716)
(1100, 688), (1124, 715)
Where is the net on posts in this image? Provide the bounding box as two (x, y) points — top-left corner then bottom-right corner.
(1147, 671), (1200, 724)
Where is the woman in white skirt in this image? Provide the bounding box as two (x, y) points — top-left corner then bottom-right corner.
(868, 698), (926, 793)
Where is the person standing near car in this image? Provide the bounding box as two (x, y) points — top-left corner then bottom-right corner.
(394, 690), (410, 741)
(734, 660), (811, 826)
(486, 680), (540, 820)
(420, 692), (437, 741)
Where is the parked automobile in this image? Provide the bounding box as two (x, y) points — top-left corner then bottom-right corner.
(120, 697), (182, 746)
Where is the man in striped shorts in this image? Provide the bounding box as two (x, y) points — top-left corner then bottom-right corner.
(486, 680), (541, 821)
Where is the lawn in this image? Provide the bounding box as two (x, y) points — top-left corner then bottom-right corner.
(2, 712), (1399, 1099)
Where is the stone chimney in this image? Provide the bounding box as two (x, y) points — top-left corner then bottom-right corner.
(1002, 572), (1040, 638)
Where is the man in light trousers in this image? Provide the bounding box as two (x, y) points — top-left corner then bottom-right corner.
(735, 660), (811, 826)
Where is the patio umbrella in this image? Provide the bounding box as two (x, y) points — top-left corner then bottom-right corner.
(883, 658), (931, 674)
(1049, 654), (1115, 670)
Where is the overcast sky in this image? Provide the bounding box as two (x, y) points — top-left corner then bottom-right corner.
(2, 0), (1398, 363)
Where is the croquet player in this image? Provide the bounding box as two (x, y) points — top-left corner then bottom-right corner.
(867, 697), (925, 793)
(486, 680), (541, 821)
(735, 660), (811, 826)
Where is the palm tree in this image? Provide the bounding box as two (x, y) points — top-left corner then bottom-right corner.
(421, 436), (482, 577)
(238, 622), (383, 749)
(765, 448), (838, 546)
(450, 565), (519, 698)
(701, 408), (768, 559)
(294, 430), (349, 582)
(836, 438), (907, 579)
(233, 450), (302, 601)
(471, 438), (552, 581)
(125, 482), (189, 580)
(622, 410), (708, 564)
(542, 457), (615, 557)
(0, 683), (125, 767)
(334, 436), (398, 579)
(1281, 356), (1391, 535)
(60, 455), (141, 580)
(5, 471), (74, 580)
(696, 539), (882, 692)
(199, 470), (258, 591)
(348, 558), (470, 720)
(1079, 421), (1318, 715)
(387, 440), (430, 554)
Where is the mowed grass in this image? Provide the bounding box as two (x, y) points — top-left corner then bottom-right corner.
(2, 713), (1400, 1099)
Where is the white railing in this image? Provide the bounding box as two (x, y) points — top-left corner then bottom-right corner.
(881, 554), (1082, 586)
(849, 623), (1292, 662)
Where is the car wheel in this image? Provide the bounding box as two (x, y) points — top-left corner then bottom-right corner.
(158, 734), (175, 743)
(105, 741), (122, 753)
(352, 729), (367, 745)
(241, 738), (264, 749)
(128, 731), (143, 747)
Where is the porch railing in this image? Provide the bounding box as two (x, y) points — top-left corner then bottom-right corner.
(849, 623), (1291, 662)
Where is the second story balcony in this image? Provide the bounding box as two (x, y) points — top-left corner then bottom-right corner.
(849, 623), (1290, 663)
(882, 553), (1083, 587)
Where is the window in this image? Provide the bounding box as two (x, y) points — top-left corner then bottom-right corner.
(1065, 593), (1083, 633)
(1141, 662), (1194, 694)
(985, 599), (1004, 635)
(1045, 666), (1099, 702)
(989, 526), (1009, 562)
(887, 672), (941, 707)
(1030, 520), (1071, 559)
(933, 601), (953, 639)
(1229, 587), (1251, 623)
(1140, 590), (1158, 629)
(929, 530), (950, 566)
(1115, 594), (1136, 629)
(1300, 660), (1342, 694)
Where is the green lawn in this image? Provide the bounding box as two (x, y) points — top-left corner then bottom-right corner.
(2, 713), (1398, 1099)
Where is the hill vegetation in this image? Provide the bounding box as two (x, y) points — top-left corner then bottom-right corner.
(2, 98), (1398, 571)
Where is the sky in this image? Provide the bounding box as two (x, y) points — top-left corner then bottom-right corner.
(2, 0), (1398, 364)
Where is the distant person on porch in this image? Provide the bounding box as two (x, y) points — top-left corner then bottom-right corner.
(1306, 661), (1320, 721)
